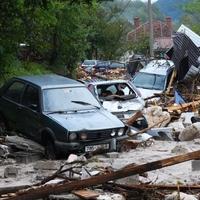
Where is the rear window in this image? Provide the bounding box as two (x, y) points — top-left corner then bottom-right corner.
(4, 81), (25, 103)
(133, 72), (166, 90)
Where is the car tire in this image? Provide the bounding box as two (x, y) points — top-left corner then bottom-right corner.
(0, 115), (7, 135)
(45, 139), (57, 160)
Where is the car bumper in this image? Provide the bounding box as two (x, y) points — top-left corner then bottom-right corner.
(54, 135), (129, 153)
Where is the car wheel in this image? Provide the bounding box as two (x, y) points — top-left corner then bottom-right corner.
(45, 139), (56, 160)
(0, 115), (7, 135)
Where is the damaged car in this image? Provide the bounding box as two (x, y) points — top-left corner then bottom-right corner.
(0, 75), (128, 159)
(87, 80), (148, 129)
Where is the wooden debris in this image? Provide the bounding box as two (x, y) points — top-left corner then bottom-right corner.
(72, 190), (99, 199)
(3, 149), (200, 200)
(126, 111), (143, 126)
(167, 99), (200, 113)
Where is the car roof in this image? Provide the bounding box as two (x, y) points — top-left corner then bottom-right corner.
(88, 79), (129, 86)
(139, 59), (174, 75)
(15, 74), (84, 89)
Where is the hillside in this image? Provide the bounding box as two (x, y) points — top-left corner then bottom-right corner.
(155, 0), (190, 22)
(102, 0), (164, 23)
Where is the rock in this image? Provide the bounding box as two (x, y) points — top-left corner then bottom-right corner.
(4, 166), (19, 178)
(168, 121), (185, 132)
(115, 174), (139, 185)
(66, 154), (87, 164)
(144, 106), (171, 128)
(171, 145), (189, 154)
(180, 112), (195, 127)
(110, 194), (126, 200)
(165, 192), (198, 200)
(192, 160), (200, 171)
(179, 122), (200, 141)
(34, 160), (58, 170)
(97, 193), (125, 200)
(49, 194), (81, 200)
(0, 144), (9, 158)
(106, 152), (119, 159)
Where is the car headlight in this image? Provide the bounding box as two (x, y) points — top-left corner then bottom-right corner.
(80, 133), (87, 140)
(111, 130), (116, 137)
(118, 128), (124, 136)
(69, 133), (78, 141)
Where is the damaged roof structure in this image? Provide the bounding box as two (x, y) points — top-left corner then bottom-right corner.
(166, 24), (200, 81)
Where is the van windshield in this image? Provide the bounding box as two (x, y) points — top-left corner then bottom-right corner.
(133, 72), (166, 90)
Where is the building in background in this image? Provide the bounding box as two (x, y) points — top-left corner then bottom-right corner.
(127, 17), (173, 55)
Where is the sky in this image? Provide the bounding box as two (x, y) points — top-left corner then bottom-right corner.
(140, 0), (158, 3)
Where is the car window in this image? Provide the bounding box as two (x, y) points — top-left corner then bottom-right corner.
(22, 85), (40, 110)
(4, 81), (25, 103)
(43, 87), (101, 112)
(133, 72), (165, 90)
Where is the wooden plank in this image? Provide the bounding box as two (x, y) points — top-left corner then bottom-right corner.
(72, 190), (99, 199)
(4, 149), (200, 200)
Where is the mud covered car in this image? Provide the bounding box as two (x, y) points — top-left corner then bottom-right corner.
(0, 75), (128, 158)
(87, 80), (148, 129)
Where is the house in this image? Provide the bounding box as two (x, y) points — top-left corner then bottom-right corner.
(127, 17), (173, 53)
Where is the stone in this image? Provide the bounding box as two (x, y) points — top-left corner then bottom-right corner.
(34, 160), (58, 170)
(144, 106), (171, 128)
(106, 152), (119, 159)
(171, 145), (189, 154)
(15, 152), (43, 164)
(49, 194), (80, 200)
(0, 144), (9, 158)
(165, 192), (198, 200)
(4, 166), (19, 178)
(115, 174), (139, 185)
(179, 122), (200, 141)
(192, 160), (200, 171)
(180, 112), (195, 127)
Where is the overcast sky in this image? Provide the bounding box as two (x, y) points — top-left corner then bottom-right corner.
(140, 0), (158, 3)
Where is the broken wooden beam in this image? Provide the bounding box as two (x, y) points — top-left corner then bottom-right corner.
(3, 149), (200, 200)
(126, 111), (143, 126)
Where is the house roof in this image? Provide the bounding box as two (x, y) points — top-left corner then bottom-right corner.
(177, 24), (200, 48)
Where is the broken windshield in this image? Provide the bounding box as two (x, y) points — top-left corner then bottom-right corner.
(133, 72), (166, 90)
(43, 87), (101, 112)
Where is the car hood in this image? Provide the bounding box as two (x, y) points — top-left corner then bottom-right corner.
(47, 109), (124, 132)
(137, 88), (162, 99)
(102, 99), (144, 113)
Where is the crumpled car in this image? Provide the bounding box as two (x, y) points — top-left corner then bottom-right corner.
(87, 80), (148, 129)
(0, 75), (128, 159)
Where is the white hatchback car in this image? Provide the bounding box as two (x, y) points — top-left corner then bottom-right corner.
(132, 59), (174, 99)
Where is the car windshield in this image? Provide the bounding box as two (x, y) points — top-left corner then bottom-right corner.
(43, 87), (101, 112)
(133, 72), (166, 90)
(83, 60), (96, 65)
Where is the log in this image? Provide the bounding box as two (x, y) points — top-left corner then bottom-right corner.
(126, 111), (143, 126)
(128, 117), (169, 137)
(3, 149), (200, 200)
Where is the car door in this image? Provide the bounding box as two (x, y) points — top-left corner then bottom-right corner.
(20, 84), (42, 142)
(1, 80), (26, 131)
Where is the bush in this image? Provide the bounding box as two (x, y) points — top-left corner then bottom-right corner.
(0, 58), (50, 85)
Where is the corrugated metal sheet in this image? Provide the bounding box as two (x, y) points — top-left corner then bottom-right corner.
(166, 32), (200, 81)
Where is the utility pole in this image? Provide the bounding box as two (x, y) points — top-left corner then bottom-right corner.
(148, 0), (154, 57)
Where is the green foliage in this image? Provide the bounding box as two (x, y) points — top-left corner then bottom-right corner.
(127, 35), (149, 55)
(181, 0), (200, 34)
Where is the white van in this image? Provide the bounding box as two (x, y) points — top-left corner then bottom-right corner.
(132, 59), (174, 99)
